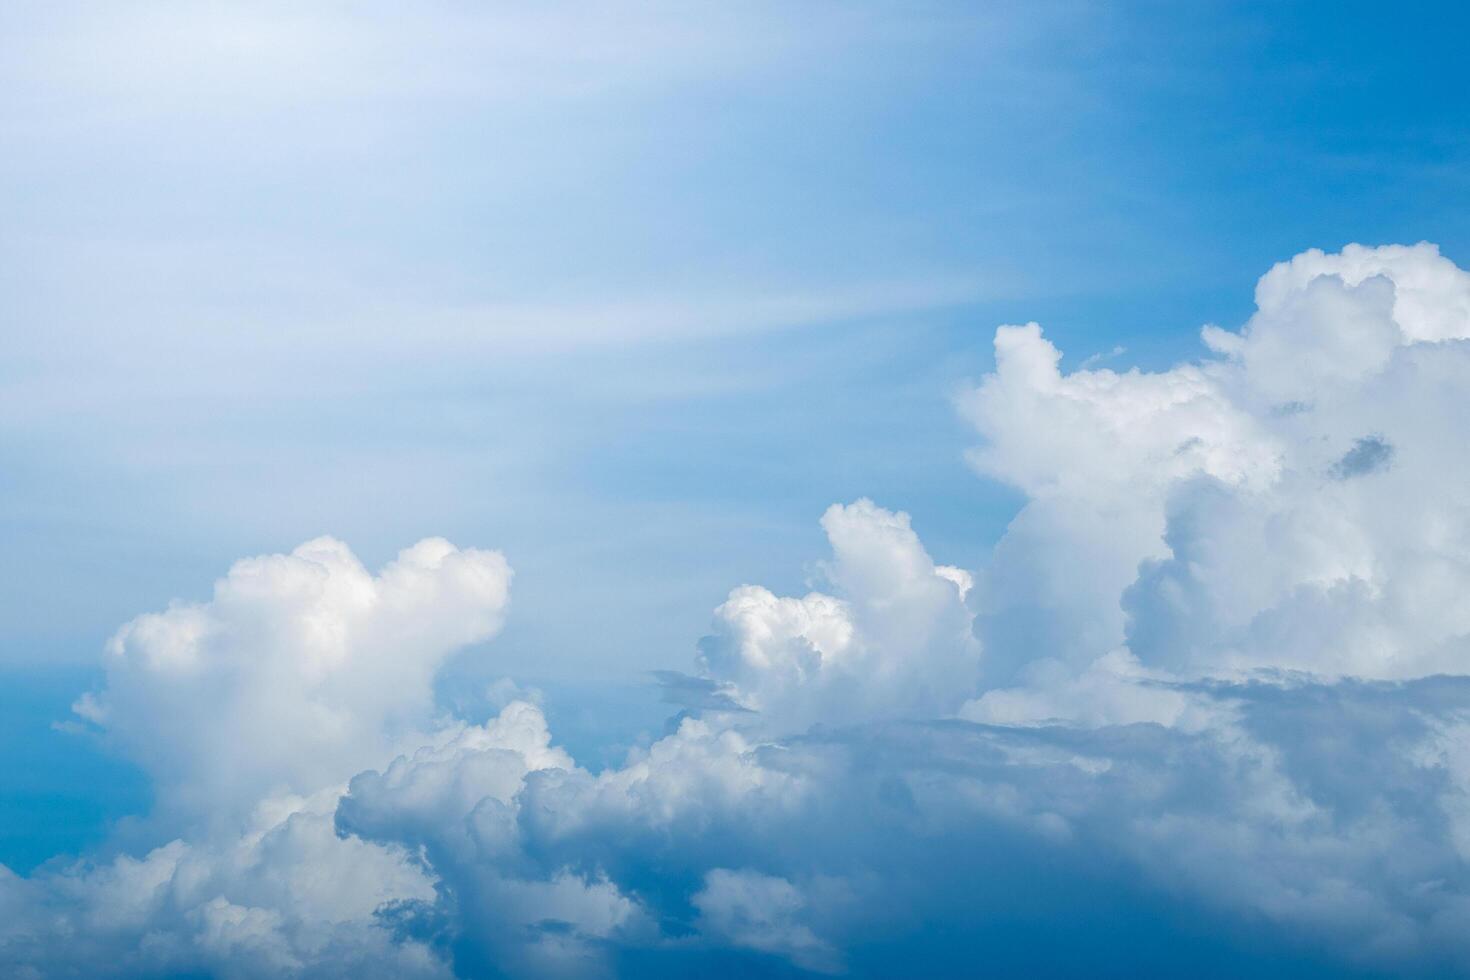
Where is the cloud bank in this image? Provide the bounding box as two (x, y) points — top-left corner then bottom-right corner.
(7, 243), (1470, 977)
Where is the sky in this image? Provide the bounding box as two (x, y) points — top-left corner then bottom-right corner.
(4, 2), (1470, 977)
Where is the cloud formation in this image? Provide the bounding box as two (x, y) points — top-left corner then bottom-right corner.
(79, 536), (512, 827)
(6, 243), (1470, 977)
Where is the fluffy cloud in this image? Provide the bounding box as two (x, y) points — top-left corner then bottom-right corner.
(0, 790), (448, 979)
(7, 242), (1470, 977)
(964, 241), (1470, 692)
(79, 536), (511, 826)
(691, 499), (979, 734)
(336, 678), (1470, 976)
(0, 538), (509, 978)
(693, 869), (839, 974)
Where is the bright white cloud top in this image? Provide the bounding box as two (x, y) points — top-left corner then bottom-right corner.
(7, 244), (1470, 977)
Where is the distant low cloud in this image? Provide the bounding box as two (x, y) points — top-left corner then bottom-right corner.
(6, 242), (1470, 977)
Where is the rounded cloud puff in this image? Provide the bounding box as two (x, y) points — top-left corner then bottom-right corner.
(964, 242), (1470, 688)
(694, 499), (979, 733)
(86, 536), (512, 825)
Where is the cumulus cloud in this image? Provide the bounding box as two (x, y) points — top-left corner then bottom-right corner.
(693, 869), (840, 973)
(692, 499), (980, 734)
(7, 242), (1470, 977)
(0, 538), (510, 978)
(964, 241), (1470, 687)
(80, 536), (512, 827)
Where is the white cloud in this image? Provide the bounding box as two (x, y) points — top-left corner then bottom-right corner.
(339, 701), (656, 977)
(0, 536), (514, 977)
(694, 869), (840, 974)
(693, 499), (980, 733)
(10, 243), (1470, 977)
(964, 241), (1470, 689)
(82, 536), (512, 827)
(0, 796), (446, 980)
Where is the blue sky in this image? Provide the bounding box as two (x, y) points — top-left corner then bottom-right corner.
(4, 3), (1470, 976)
(3, 1), (1467, 680)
